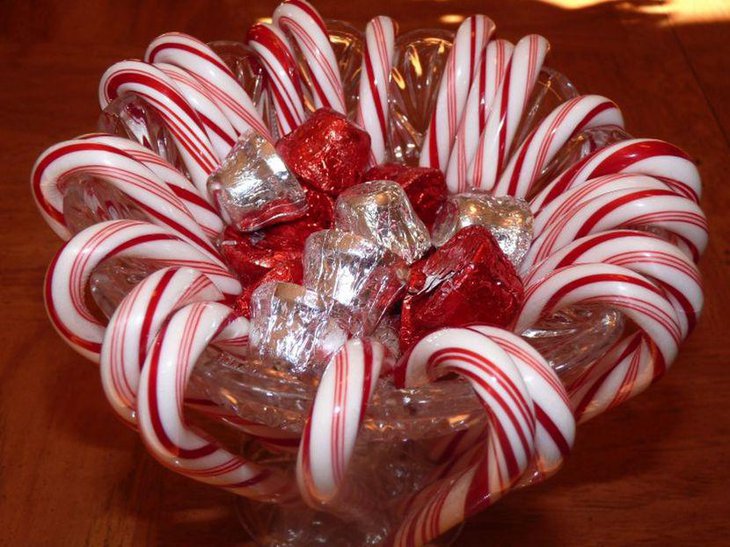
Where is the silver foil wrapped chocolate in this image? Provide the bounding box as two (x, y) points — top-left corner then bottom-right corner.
(207, 130), (307, 232)
(334, 180), (431, 264)
(431, 191), (534, 266)
(303, 230), (409, 335)
(249, 281), (349, 380)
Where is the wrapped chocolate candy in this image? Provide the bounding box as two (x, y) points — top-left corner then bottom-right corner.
(431, 191), (534, 267)
(232, 259), (303, 318)
(363, 163), (448, 230)
(249, 282), (350, 380)
(335, 180), (431, 264)
(208, 130), (308, 232)
(276, 108), (371, 196)
(303, 230), (409, 335)
(400, 225), (524, 350)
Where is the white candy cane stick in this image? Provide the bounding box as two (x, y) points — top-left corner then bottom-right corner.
(273, 0), (346, 113)
(99, 60), (219, 197)
(445, 39), (515, 193)
(419, 15), (495, 170)
(530, 173), (671, 240)
(101, 267), (224, 426)
(493, 95), (624, 198)
(392, 326), (573, 547)
(516, 263), (681, 422)
(44, 220), (241, 362)
(522, 229), (703, 339)
(356, 16), (397, 166)
(531, 138), (702, 211)
(526, 186), (708, 265)
(145, 32), (271, 140)
(31, 138), (221, 261)
(137, 301), (295, 502)
(247, 22), (306, 136)
(468, 35), (549, 191)
(78, 134), (223, 239)
(156, 62), (238, 158)
(297, 339), (386, 505)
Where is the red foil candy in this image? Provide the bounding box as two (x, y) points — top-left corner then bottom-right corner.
(363, 163), (448, 229)
(276, 108), (371, 196)
(399, 225), (524, 350)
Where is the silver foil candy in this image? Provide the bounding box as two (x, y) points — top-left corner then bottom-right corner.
(334, 180), (431, 264)
(207, 130), (307, 232)
(431, 191), (534, 267)
(372, 314), (401, 359)
(303, 230), (409, 335)
(249, 281), (349, 380)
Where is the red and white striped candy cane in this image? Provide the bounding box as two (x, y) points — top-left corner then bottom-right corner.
(31, 138), (221, 261)
(515, 263), (682, 422)
(100, 267), (224, 427)
(419, 15), (495, 170)
(273, 0), (346, 113)
(156, 62), (238, 159)
(522, 229), (702, 339)
(529, 173), (671, 239)
(44, 219), (241, 362)
(247, 22), (307, 137)
(531, 138), (702, 210)
(391, 326), (574, 547)
(78, 134), (223, 239)
(445, 39), (515, 193)
(526, 185), (708, 265)
(297, 339), (387, 506)
(356, 16), (397, 166)
(468, 35), (550, 191)
(136, 301), (295, 501)
(99, 60), (219, 196)
(145, 32), (271, 140)
(493, 95), (624, 198)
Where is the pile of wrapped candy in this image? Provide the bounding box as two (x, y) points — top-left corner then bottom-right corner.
(215, 108), (529, 378)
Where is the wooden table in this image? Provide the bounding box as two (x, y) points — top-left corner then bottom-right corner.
(1, 1), (728, 544)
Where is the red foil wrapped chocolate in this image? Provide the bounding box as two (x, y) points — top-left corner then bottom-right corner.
(363, 163), (447, 229)
(276, 108), (371, 196)
(399, 225), (524, 349)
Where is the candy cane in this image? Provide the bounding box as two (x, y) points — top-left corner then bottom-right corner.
(468, 35), (549, 191)
(145, 32), (272, 140)
(526, 186), (708, 265)
(44, 220), (241, 362)
(419, 15), (495, 170)
(156, 62), (238, 158)
(492, 95), (624, 198)
(136, 301), (295, 501)
(445, 39), (514, 193)
(99, 60), (219, 196)
(31, 138), (221, 261)
(516, 263), (681, 422)
(531, 138), (702, 211)
(522, 229), (702, 340)
(273, 0), (346, 113)
(247, 22), (307, 136)
(297, 339), (387, 506)
(356, 16), (397, 166)
(100, 267), (224, 426)
(530, 173), (672, 240)
(391, 326), (573, 546)
(78, 134), (223, 238)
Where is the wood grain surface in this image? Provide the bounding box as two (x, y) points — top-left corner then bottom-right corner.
(1, 1), (728, 545)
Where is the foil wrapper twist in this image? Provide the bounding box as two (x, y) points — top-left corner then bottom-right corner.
(334, 180), (432, 264)
(303, 229), (409, 336)
(249, 281), (350, 380)
(207, 130), (307, 232)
